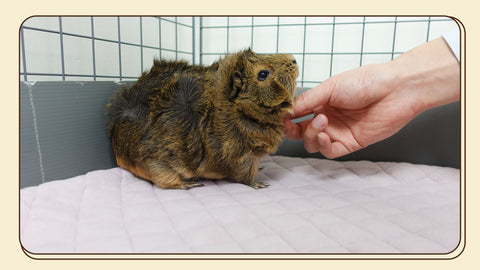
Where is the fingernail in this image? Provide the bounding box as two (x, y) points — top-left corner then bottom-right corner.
(312, 114), (326, 130)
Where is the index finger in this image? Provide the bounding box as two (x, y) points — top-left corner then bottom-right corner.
(293, 80), (335, 118)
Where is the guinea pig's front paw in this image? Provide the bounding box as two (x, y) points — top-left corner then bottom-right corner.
(182, 181), (205, 190)
(250, 181), (270, 189)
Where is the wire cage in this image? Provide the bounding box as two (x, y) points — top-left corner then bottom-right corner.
(19, 16), (460, 187)
(20, 17), (195, 81)
(20, 16), (458, 88)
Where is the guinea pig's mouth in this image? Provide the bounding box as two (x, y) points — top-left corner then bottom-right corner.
(278, 100), (293, 109)
(262, 97), (293, 114)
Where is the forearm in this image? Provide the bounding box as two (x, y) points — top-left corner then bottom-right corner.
(386, 37), (460, 114)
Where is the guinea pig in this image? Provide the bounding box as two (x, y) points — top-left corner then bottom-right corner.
(105, 49), (298, 189)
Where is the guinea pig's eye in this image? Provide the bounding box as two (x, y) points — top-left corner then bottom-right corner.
(257, 70), (270, 81)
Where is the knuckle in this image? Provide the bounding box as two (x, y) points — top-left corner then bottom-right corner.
(304, 141), (318, 153)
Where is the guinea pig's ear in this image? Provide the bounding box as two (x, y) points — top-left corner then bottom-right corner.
(244, 48), (256, 58)
(230, 71), (243, 100)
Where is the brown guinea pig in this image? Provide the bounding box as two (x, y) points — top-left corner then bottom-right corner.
(105, 49), (298, 189)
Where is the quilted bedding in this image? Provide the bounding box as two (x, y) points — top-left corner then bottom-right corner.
(20, 156), (460, 254)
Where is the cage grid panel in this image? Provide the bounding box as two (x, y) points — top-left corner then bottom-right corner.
(198, 16), (455, 89)
(20, 16), (195, 81)
(21, 16), (457, 88)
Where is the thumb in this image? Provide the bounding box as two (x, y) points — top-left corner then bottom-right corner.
(303, 114), (328, 153)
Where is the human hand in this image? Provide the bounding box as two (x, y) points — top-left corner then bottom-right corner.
(284, 38), (460, 159)
(284, 63), (420, 158)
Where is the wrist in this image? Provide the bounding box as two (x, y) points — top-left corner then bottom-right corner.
(387, 38), (460, 114)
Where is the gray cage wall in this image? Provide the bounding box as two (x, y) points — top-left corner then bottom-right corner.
(20, 16), (460, 188)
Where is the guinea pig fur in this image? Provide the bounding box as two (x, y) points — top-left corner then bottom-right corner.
(105, 49), (299, 189)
